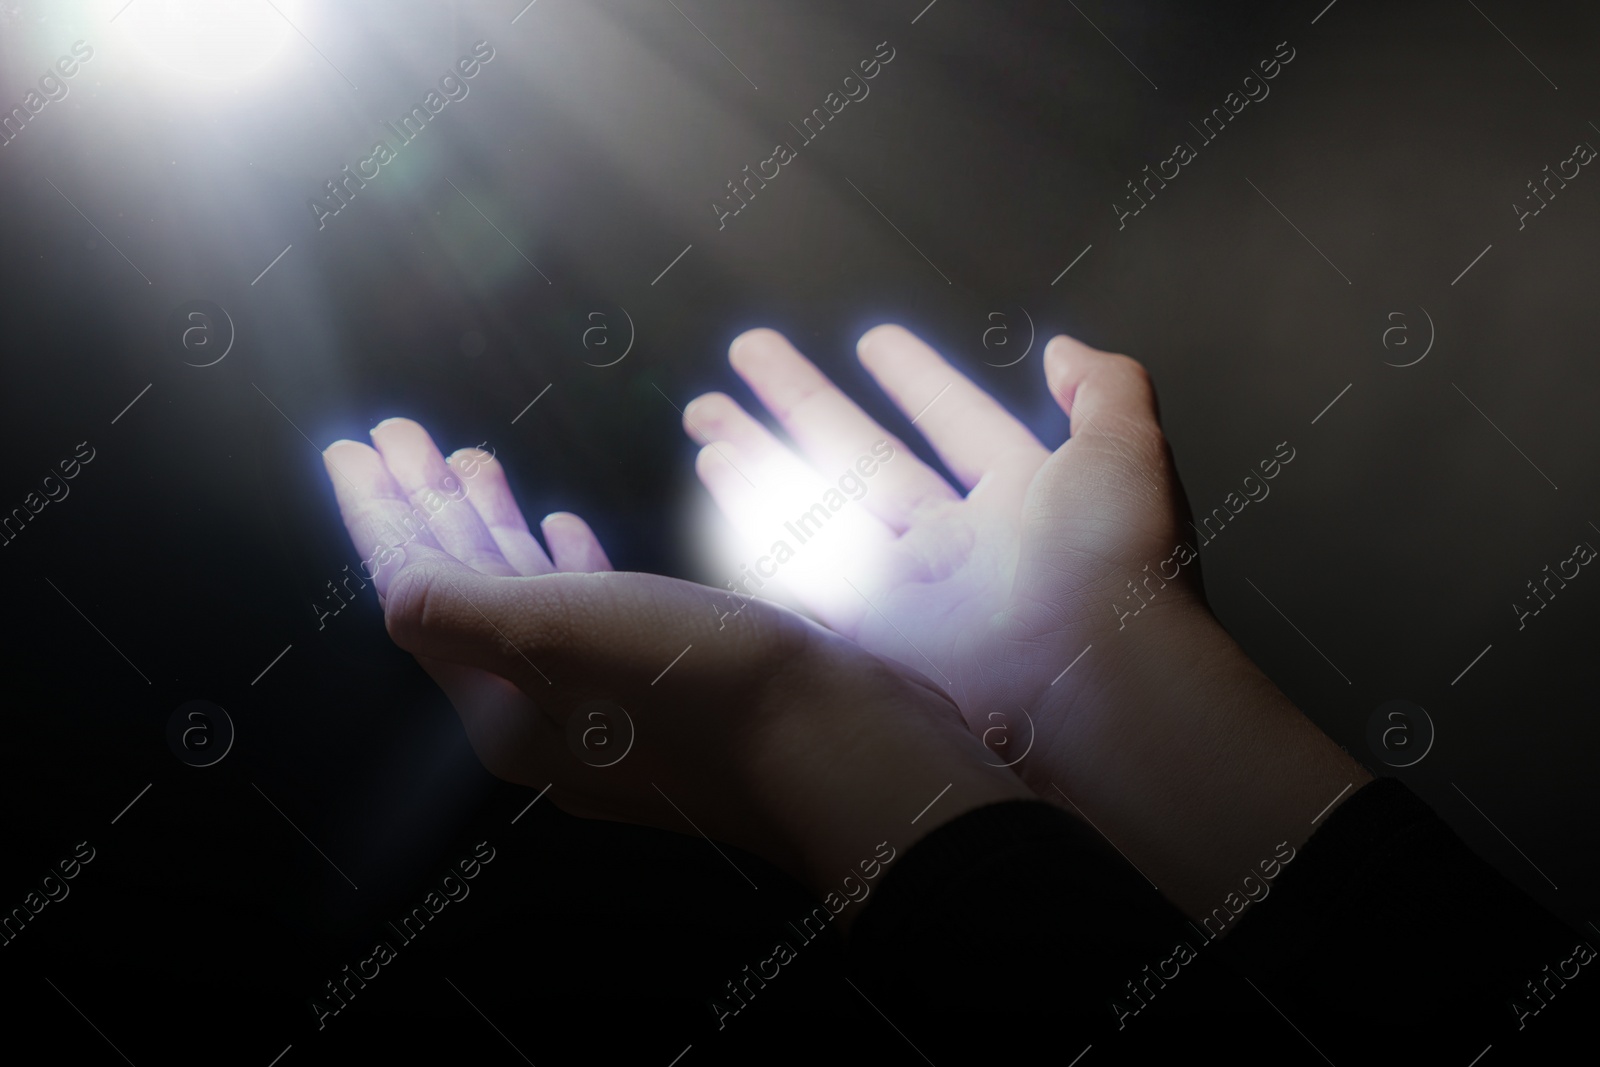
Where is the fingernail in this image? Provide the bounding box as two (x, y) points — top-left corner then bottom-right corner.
(731, 329), (780, 364)
(730, 329), (766, 358)
(370, 416), (409, 435)
(685, 393), (723, 422)
(855, 323), (900, 360)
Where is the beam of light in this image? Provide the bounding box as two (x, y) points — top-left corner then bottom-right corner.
(121, 0), (300, 83)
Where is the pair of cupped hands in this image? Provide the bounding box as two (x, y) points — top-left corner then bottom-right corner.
(323, 326), (1368, 921)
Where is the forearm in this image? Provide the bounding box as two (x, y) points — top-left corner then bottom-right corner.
(1032, 603), (1372, 918)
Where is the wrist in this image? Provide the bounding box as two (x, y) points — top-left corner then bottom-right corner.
(1029, 601), (1371, 917)
(741, 639), (1033, 926)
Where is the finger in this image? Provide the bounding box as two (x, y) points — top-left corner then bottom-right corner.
(1040, 334), (1174, 507)
(720, 327), (959, 528)
(692, 438), (775, 548)
(446, 446), (556, 577)
(368, 419), (519, 578)
(682, 391), (895, 546)
(682, 391), (826, 493)
(856, 324), (1049, 490)
(683, 400), (895, 554)
(323, 438), (448, 598)
(540, 512), (613, 572)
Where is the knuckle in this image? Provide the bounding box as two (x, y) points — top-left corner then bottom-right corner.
(1123, 420), (1171, 464)
(382, 563), (445, 647)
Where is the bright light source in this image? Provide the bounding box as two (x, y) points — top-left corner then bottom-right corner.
(123, 0), (298, 82)
(692, 438), (896, 629)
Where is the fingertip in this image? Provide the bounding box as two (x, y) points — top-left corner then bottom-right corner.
(369, 419), (442, 467)
(369, 416), (417, 438)
(855, 323), (907, 363)
(729, 328), (784, 370)
(1042, 337), (1088, 415)
(694, 441), (726, 479)
(539, 510), (590, 537)
(1044, 333), (1112, 385)
(448, 445), (498, 470)
(1042, 337), (1070, 380)
(683, 392), (733, 440)
(1046, 333), (1128, 376)
(1044, 333), (1085, 362)
(694, 440), (752, 486)
(540, 511), (613, 572)
(1043, 338), (1160, 432)
(858, 322), (905, 344)
(321, 439), (385, 488)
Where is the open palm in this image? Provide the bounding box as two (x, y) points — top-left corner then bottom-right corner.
(687, 326), (1376, 916)
(318, 417), (1032, 881)
(324, 420), (617, 788)
(685, 325), (1200, 756)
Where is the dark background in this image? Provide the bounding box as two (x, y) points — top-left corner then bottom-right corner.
(1, 0), (1596, 1063)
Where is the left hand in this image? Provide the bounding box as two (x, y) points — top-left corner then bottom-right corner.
(320, 418), (1031, 902)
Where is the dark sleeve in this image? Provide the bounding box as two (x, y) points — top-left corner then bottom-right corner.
(846, 799), (1243, 1061)
(848, 783), (1595, 1065)
(1220, 776), (1595, 1062)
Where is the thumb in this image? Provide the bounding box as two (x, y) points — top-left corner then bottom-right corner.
(380, 542), (810, 704)
(1042, 333), (1163, 443)
(1008, 335), (1196, 622)
(1039, 334), (1177, 517)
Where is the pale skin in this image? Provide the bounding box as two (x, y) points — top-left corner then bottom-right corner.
(322, 420), (1031, 926)
(685, 326), (1372, 917)
(320, 323), (1371, 928)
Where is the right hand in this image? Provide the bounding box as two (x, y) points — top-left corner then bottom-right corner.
(685, 326), (1370, 915)
(683, 325), (1204, 712)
